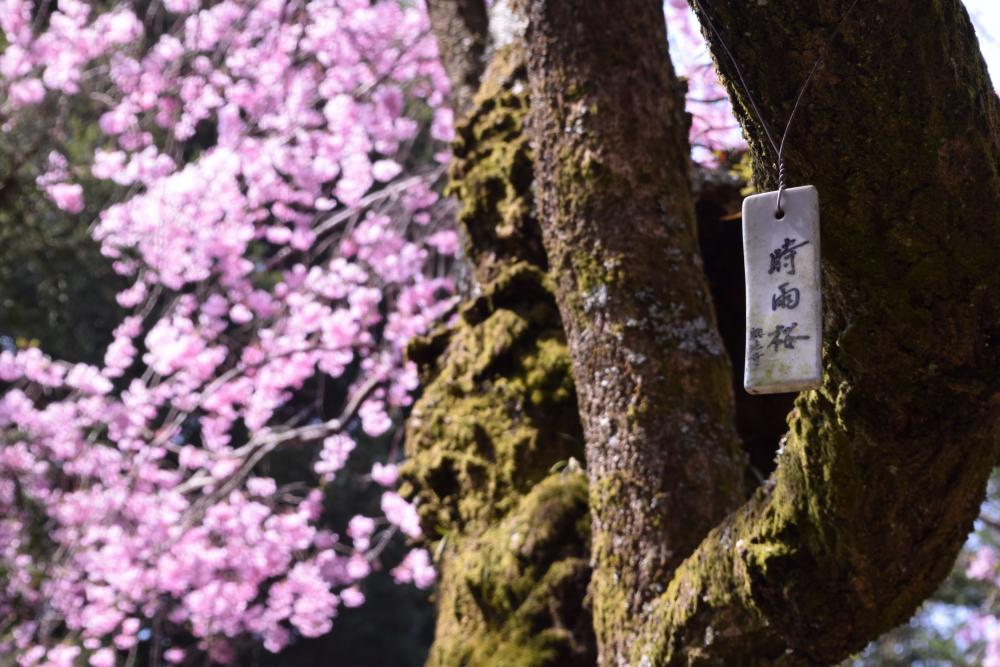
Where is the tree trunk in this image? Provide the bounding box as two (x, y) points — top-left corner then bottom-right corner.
(402, 13), (597, 662)
(524, 2), (745, 663)
(413, 0), (1000, 665)
(424, 0), (489, 117)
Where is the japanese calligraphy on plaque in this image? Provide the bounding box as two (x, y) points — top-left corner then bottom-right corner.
(742, 185), (821, 394)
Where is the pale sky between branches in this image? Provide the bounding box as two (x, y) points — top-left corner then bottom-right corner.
(967, 0), (1000, 85)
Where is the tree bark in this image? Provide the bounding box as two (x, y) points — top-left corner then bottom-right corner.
(403, 24), (596, 664)
(524, 2), (745, 663)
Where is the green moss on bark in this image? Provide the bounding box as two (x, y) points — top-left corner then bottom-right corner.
(404, 263), (583, 533)
(427, 473), (593, 667)
(402, 45), (595, 666)
(446, 46), (547, 286)
(403, 259), (594, 665)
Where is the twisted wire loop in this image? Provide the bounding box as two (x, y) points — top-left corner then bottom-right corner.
(775, 159), (787, 218)
(688, 0), (861, 218)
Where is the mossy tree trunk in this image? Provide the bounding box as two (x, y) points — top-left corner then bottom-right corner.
(412, 0), (1000, 665)
(403, 4), (596, 663)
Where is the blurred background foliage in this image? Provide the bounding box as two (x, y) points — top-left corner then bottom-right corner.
(0, 93), (126, 363)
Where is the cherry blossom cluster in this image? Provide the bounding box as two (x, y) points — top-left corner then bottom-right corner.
(664, 0), (745, 164)
(956, 492), (1000, 666)
(0, 0), (456, 664)
(962, 549), (1000, 663)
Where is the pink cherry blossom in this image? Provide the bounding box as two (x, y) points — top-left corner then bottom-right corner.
(968, 546), (998, 579)
(45, 182), (85, 213)
(381, 491), (422, 539)
(8, 77), (44, 107)
(163, 648), (186, 664)
(371, 462), (400, 487)
(426, 230), (460, 256)
(392, 548), (436, 589)
(340, 586), (365, 608)
(315, 434), (356, 482)
(89, 648), (115, 667)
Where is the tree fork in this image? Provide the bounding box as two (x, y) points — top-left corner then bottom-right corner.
(633, 0), (1000, 664)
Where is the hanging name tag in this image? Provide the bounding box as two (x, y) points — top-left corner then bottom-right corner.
(742, 185), (822, 394)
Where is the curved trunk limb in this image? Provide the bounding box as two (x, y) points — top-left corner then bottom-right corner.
(633, 1), (1000, 664)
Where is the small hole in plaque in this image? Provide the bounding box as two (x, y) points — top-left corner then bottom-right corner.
(774, 208), (785, 220)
